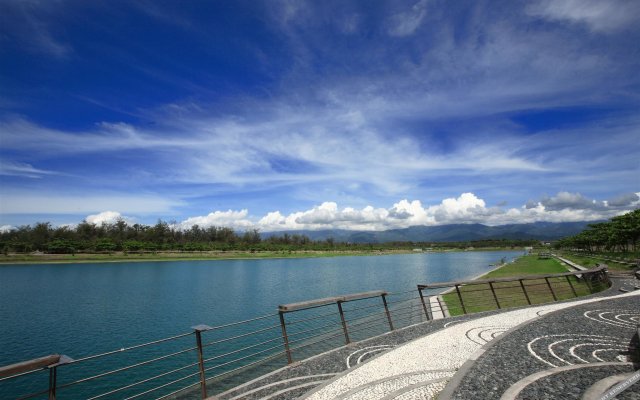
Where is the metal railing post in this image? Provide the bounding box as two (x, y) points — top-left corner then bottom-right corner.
(565, 275), (578, 297)
(455, 285), (467, 314)
(192, 325), (212, 399)
(519, 279), (532, 305)
(584, 273), (594, 293)
(488, 282), (501, 309)
(417, 287), (431, 320)
(48, 366), (57, 400)
(544, 277), (558, 301)
(381, 293), (394, 331)
(278, 311), (293, 364)
(436, 296), (445, 317)
(337, 301), (350, 344)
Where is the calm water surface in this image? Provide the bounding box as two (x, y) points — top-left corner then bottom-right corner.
(0, 250), (522, 364)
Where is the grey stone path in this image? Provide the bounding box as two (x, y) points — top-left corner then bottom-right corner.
(210, 277), (639, 400)
(445, 294), (639, 400)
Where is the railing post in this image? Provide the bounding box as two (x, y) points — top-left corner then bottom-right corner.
(565, 275), (578, 297)
(584, 272), (594, 293)
(436, 296), (445, 317)
(455, 285), (467, 314)
(544, 277), (558, 301)
(519, 279), (532, 305)
(337, 301), (350, 344)
(192, 325), (212, 399)
(488, 281), (501, 309)
(278, 311), (293, 364)
(381, 293), (394, 331)
(48, 366), (57, 400)
(418, 287), (431, 320)
(45, 355), (72, 400)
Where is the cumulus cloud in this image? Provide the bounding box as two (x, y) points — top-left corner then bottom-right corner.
(257, 203), (391, 231)
(175, 191), (640, 232)
(176, 210), (254, 231)
(607, 192), (640, 207)
(85, 211), (131, 226)
(526, 191), (640, 212)
(0, 225), (15, 233)
(537, 191), (603, 211)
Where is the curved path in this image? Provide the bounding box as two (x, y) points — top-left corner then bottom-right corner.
(301, 291), (639, 400)
(211, 276), (639, 400)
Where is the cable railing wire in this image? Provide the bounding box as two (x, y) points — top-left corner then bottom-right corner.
(202, 337), (284, 364)
(56, 345), (199, 390)
(153, 381), (201, 400)
(123, 370), (201, 400)
(283, 309), (344, 326)
(285, 320), (344, 339)
(203, 342), (286, 374)
(66, 331), (195, 365)
(86, 361), (200, 400)
(204, 350), (286, 384)
(202, 323), (281, 348)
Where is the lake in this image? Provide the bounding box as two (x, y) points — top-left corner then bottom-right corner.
(0, 250), (523, 398)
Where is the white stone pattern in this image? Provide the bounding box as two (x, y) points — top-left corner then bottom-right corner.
(302, 291), (640, 400)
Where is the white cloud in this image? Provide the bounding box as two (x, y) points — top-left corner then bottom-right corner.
(0, 113), (548, 198)
(85, 211), (130, 226)
(176, 191), (640, 232)
(526, 0), (640, 32)
(0, 160), (58, 178)
(177, 209), (254, 231)
(0, 225), (15, 233)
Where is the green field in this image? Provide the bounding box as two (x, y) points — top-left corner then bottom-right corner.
(0, 249), (422, 264)
(441, 255), (604, 316)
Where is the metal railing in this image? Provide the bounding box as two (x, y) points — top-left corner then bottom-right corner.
(0, 267), (611, 400)
(417, 265), (610, 317)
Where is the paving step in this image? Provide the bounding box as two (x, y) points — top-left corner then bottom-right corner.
(581, 370), (640, 400)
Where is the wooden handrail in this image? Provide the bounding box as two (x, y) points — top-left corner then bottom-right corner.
(278, 290), (387, 312)
(0, 354), (61, 378)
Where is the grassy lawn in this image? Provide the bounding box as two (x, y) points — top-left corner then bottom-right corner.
(482, 255), (567, 278)
(441, 255), (604, 316)
(0, 249), (420, 264)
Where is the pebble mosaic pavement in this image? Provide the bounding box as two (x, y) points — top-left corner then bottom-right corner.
(210, 276), (639, 400)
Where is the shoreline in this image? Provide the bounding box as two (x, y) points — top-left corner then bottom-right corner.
(437, 253), (526, 295)
(0, 248), (523, 266)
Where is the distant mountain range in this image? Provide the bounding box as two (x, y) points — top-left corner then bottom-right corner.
(262, 221), (596, 243)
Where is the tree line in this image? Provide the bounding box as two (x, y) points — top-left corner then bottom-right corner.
(554, 209), (640, 253)
(0, 219), (537, 254)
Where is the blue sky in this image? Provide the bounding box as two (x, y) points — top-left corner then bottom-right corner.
(1, 0), (639, 231)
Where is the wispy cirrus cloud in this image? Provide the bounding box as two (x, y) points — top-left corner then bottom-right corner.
(0, 112), (548, 196)
(386, 0), (428, 37)
(526, 0), (640, 33)
(1, 1), (639, 228)
(0, 0), (72, 58)
(0, 160), (59, 178)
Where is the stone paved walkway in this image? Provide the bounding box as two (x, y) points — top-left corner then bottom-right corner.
(211, 276), (639, 400)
